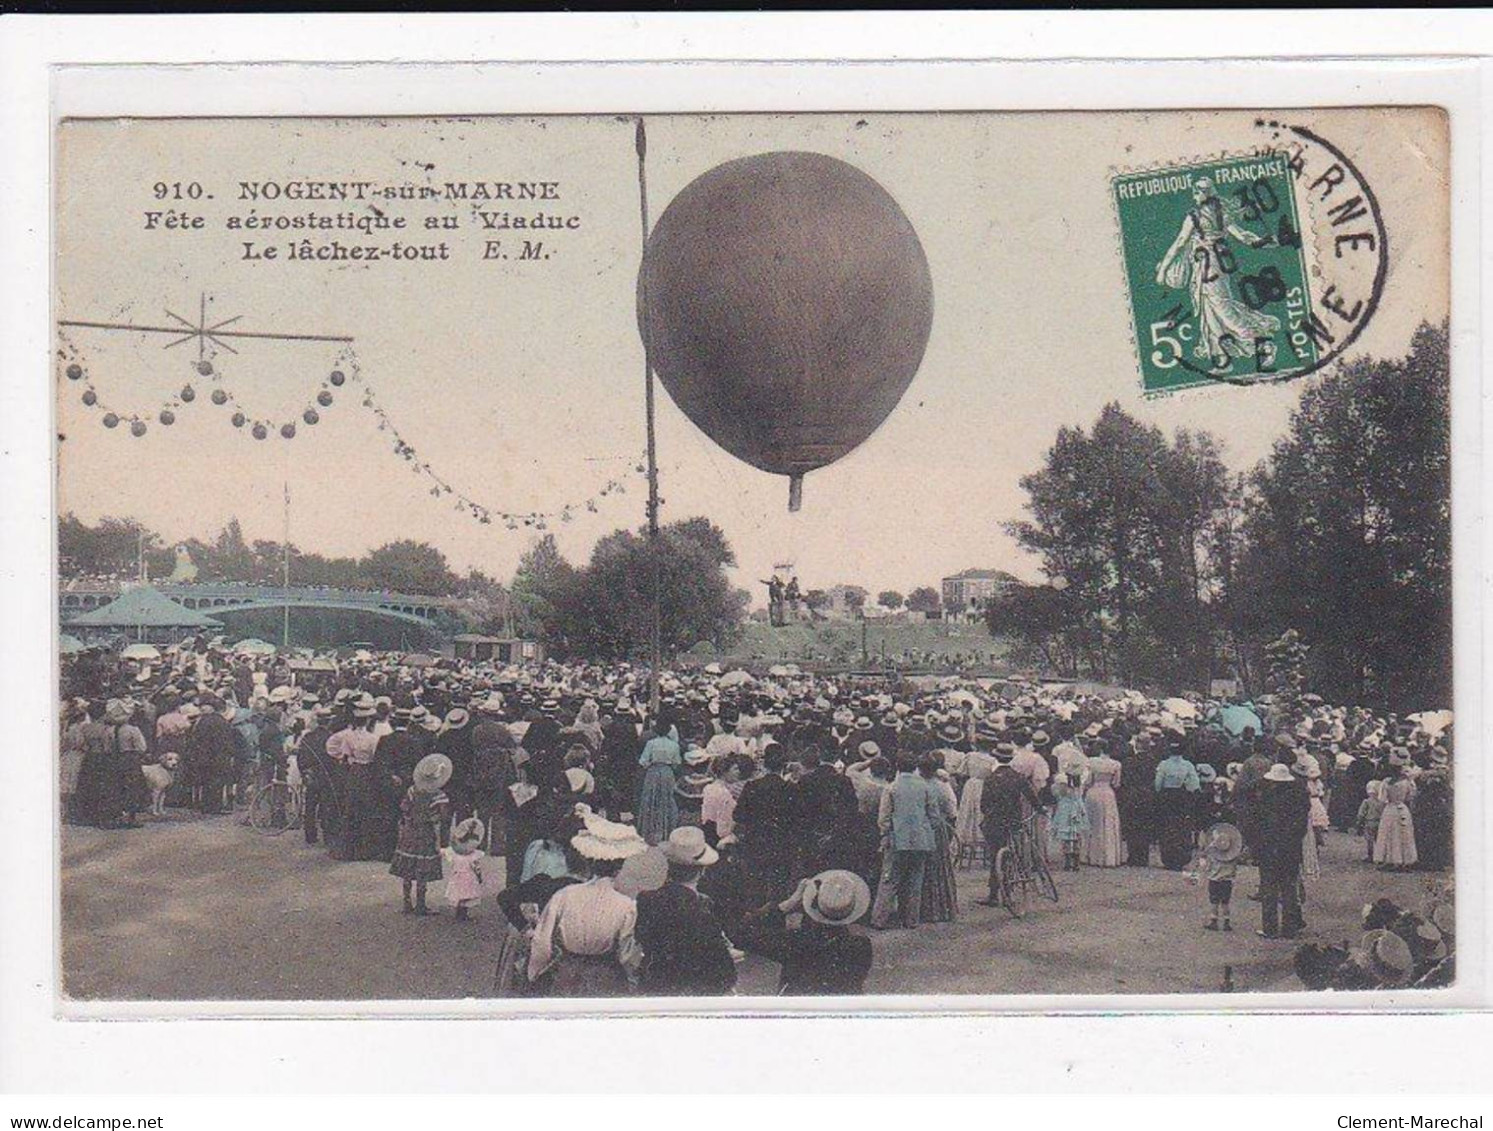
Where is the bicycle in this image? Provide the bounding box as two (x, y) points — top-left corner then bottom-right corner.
(247, 777), (303, 834)
(991, 812), (1059, 919)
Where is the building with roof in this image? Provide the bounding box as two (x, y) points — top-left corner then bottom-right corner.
(65, 584), (223, 644)
(940, 569), (1016, 622)
(452, 634), (545, 664)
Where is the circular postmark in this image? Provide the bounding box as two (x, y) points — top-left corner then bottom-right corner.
(1112, 117), (1389, 392)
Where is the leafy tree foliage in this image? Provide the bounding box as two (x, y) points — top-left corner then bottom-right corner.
(905, 586), (942, 616)
(1001, 324), (1450, 710)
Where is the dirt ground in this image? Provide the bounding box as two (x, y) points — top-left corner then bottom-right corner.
(59, 812), (1436, 1002)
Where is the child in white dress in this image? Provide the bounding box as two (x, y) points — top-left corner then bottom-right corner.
(443, 817), (486, 921)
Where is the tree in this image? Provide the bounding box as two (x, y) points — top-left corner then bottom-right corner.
(877, 590), (904, 611)
(359, 539), (456, 595)
(906, 586), (942, 616)
(209, 518), (255, 582)
(509, 534), (579, 646)
(1236, 323), (1450, 710)
(803, 589), (830, 613)
(292, 551), (365, 589)
(1007, 403), (1233, 687)
(58, 514), (163, 579)
(452, 568), (512, 635)
(985, 582), (1080, 676)
(549, 517), (745, 661)
(840, 586), (868, 615)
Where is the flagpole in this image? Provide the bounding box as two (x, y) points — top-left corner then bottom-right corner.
(282, 479), (291, 650)
(636, 116), (663, 716)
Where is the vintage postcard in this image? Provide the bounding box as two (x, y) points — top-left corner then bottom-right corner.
(53, 105), (1456, 1007)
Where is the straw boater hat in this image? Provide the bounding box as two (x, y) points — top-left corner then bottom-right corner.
(800, 869), (871, 926)
(1414, 921), (1449, 964)
(660, 825), (718, 868)
(1203, 822), (1243, 863)
(412, 753), (452, 792)
(445, 707), (471, 729)
(571, 815), (648, 861)
(1361, 928), (1414, 987)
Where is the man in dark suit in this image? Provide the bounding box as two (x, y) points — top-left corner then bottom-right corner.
(1256, 759), (1311, 938)
(634, 827), (737, 996)
(975, 747), (1042, 906)
(733, 748), (799, 896)
(295, 706), (340, 846)
(794, 748), (858, 874)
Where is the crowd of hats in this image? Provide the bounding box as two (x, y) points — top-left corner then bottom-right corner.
(1293, 883), (1456, 991)
(68, 640), (1454, 959)
(58, 335), (641, 531)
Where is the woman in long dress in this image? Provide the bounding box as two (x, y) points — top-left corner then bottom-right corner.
(955, 751), (995, 858)
(635, 712), (683, 845)
(1083, 750), (1125, 866)
(1375, 772), (1419, 870)
(918, 757), (959, 924)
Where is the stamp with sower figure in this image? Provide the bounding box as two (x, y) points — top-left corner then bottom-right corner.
(1115, 152), (1316, 394)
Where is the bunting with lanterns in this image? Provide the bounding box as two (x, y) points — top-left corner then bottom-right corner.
(57, 297), (638, 531)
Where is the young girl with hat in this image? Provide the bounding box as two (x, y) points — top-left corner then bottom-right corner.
(443, 817), (486, 921)
(390, 753), (452, 916)
(1049, 771), (1091, 872)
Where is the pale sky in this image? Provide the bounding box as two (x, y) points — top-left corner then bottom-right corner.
(56, 108), (1448, 600)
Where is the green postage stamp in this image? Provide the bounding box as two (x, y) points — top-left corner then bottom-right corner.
(1114, 152), (1317, 394)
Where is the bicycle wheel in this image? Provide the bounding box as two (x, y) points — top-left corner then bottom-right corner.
(247, 785), (273, 830)
(249, 783), (291, 834)
(995, 846), (1026, 919)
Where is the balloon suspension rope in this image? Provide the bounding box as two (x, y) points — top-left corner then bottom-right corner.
(637, 116), (664, 716)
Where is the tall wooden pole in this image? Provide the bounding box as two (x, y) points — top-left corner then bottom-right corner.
(282, 479), (291, 649)
(637, 117), (663, 716)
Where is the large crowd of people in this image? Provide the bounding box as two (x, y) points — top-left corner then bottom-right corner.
(59, 635), (1456, 995)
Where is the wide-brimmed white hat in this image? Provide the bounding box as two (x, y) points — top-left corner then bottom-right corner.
(1362, 928), (1413, 987)
(565, 767), (596, 795)
(1263, 763), (1296, 783)
(801, 869), (871, 926)
(571, 815), (647, 861)
(412, 753), (452, 792)
(660, 825), (718, 867)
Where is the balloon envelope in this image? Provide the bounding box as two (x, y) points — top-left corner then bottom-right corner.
(640, 151), (933, 508)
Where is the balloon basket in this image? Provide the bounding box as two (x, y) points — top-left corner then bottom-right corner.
(788, 473), (803, 513)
